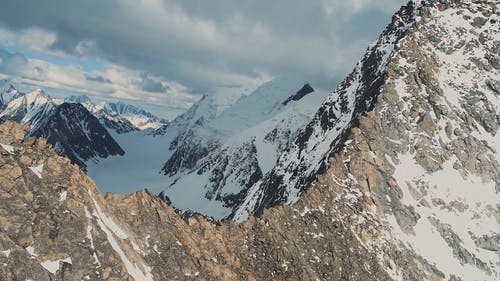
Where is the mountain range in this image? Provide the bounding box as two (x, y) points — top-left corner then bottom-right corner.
(86, 77), (329, 219)
(0, 84), (168, 170)
(0, 0), (498, 280)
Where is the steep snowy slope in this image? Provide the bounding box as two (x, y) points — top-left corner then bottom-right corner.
(160, 78), (329, 218)
(86, 82), (259, 195)
(87, 78), (328, 219)
(160, 81), (263, 176)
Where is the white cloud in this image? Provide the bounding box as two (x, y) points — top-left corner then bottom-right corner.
(0, 0), (407, 115)
(0, 27), (66, 57)
(0, 48), (200, 117)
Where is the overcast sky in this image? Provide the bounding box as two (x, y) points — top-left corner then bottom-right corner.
(0, 0), (405, 118)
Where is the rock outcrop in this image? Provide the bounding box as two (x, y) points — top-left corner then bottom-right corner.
(235, 0), (499, 279)
(0, 120), (405, 280)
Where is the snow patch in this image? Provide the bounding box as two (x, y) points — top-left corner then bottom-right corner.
(88, 194), (153, 281)
(0, 143), (15, 154)
(91, 198), (128, 239)
(58, 189), (67, 201)
(29, 164), (43, 179)
(25, 246), (37, 257)
(0, 249), (10, 258)
(388, 152), (499, 280)
(40, 257), (71, 275)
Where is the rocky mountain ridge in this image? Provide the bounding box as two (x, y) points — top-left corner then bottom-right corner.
(0, 120), (417, 281)
(235, 0), (500, 279)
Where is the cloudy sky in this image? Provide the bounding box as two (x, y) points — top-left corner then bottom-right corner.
(0, 0), (405, 118)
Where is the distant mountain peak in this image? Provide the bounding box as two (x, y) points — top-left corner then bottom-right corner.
(0, 84), (24, 109)
(32, 88), (46, 95)
(65, 95), (91, 104)
(30, 102), (125, 170)
(0, 86), (130, 169)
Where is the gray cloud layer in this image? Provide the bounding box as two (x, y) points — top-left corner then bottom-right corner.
(0, 0), (404, 94)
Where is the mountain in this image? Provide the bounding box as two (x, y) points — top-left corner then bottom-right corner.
(30, 102), (125, 169)
(85, 82), (263, 195)
(66, 96), (169, 134)
(231, 0), (499, 279)
(1, 120), (403, 280)
(0, 89), (129, 170)
(64, 94), (92, 104)
(87, 76), (328, 218)
(0, 84), (23, 110)
(159, 77), (329, 218)
(0, 89), (60, 131)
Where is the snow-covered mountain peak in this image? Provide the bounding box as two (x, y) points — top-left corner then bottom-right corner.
(0, 85), (132, 169)
(208, 78), (317, 136)
(25, 89), (51, 105)
(32, 102), (125, 170)
(5, 84), (17, 93)
(156, 78), (329, 219)
(0, 88), (57, 132)
(64, 96), (168, 133)
(0, 84), (23, 108)
(208, 79), (270, 116)
(97, 101), (168, 132)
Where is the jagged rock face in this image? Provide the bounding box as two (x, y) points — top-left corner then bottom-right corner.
(0, 121), (153, 280)
(236, 0), (499, 279)
(282, 83), (315, 106)
(0, 121), (409, 280)
(30, 103), (125, 170)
